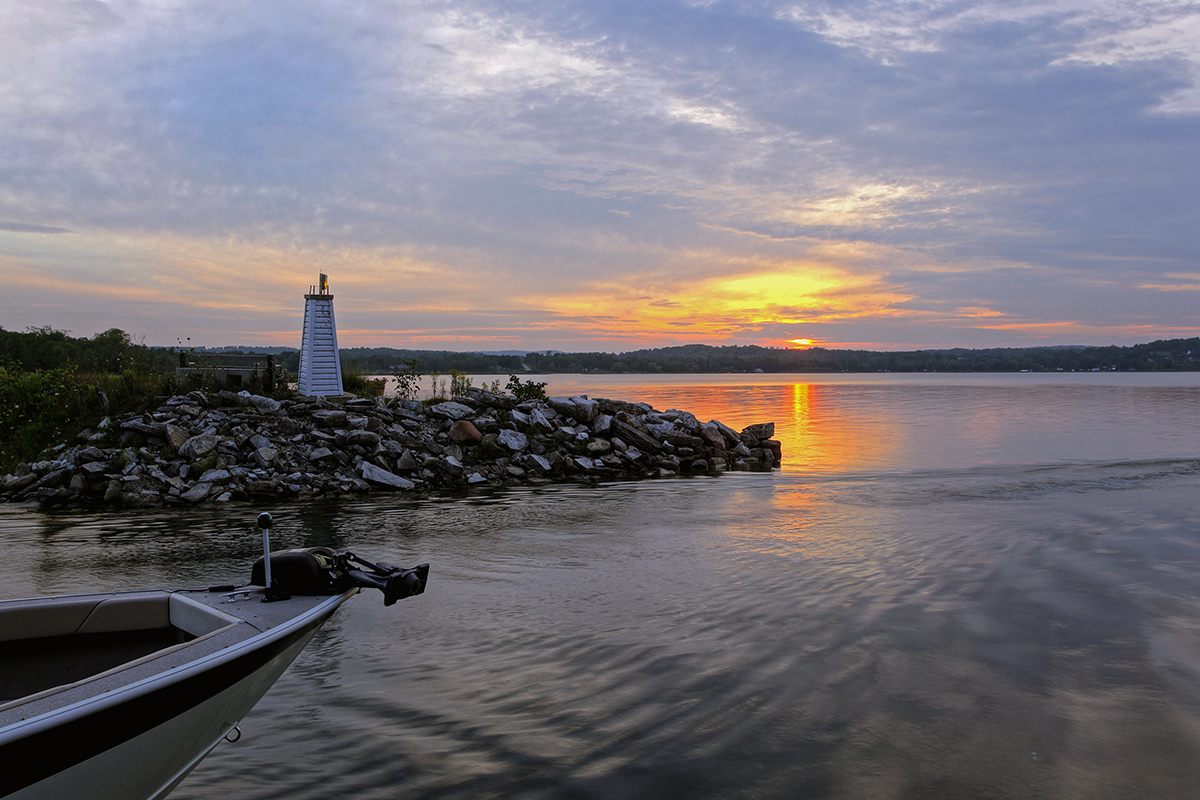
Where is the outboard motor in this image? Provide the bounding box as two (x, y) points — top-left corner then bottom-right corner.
(251, 548), (429, 606)
(249, 512), (428, 606)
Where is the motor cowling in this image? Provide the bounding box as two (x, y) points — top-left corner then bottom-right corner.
(251, 547), (342, 595)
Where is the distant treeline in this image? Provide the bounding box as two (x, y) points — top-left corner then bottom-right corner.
(521, 340), (1200, 373)
(297, 338), (1200, 374)
(4, 326), (1199, 376)
(0, 326), (175, 373)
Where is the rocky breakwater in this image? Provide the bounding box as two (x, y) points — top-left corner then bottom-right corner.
(1, 387), (781, 508)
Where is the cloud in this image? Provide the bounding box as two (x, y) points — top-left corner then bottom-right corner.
(0, 0), (1197, 349)
(0, 222), (72, 233)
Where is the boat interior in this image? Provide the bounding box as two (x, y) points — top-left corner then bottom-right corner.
(0, 591), (244, 704)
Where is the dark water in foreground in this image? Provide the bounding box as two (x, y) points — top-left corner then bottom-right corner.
(5, 374), (1200, 799)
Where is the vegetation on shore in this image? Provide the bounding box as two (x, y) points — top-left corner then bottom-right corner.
(0, 327), (291, 473)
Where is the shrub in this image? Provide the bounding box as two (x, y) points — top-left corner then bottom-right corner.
(506, 375), (548, 402)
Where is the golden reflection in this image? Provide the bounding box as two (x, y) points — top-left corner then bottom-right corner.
(777, 382), (889, 475)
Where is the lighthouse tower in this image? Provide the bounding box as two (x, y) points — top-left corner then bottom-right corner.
(297, 273), (344, 397)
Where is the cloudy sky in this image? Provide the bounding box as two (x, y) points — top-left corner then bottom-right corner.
(2, 0), (1198, 352)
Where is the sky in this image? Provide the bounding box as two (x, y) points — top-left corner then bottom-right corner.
(1, 0), (1198, 353)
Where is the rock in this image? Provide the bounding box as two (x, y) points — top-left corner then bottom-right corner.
(460, 387), (517, 410)
(496, 429), (528, 452)
(164, 425), (191, 450)
(699, 424), (727, 449)
(523, 454), (552, 472)
(742, 422), (775, 440)
(359, 461), (416, 490)
(610, 419), (662, 453)
(180, 482), (212, 503)
(312, 409), (348, 428)
(196, 469), (231, 484)
(585, 438), (611, 456)
(247, 395), (281, 413)
(428, 402), (475, 420)
(529, 407), (555, 431)
(179, 433), (219, 461)
(0, 381), (778, 507)
(449, 420), (483, 445)
(345, 430), (382, 448)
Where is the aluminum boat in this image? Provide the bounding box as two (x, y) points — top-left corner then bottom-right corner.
(0, 513), (428, 800)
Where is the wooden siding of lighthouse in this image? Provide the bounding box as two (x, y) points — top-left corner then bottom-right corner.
(297, 291), (343, 397)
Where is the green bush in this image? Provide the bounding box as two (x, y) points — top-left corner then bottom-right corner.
(506, 375), (548, 402)
(0, 366), (97, 471)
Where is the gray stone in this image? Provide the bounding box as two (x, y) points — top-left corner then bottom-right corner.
(529, 407), (555, 431)
(523, 454), (552, 472)
(496, 429), (528, 452)
(610, 419), (661, 453)
(346, 430), (382, 447)
(312, 409), (348, 428)
(197, 469), (231, 484)
(180, 482), (212, 503)
(570, 396), (599, 422)
(585, 438), (611, 455)
(164, 425), (191, 450)
(179, 433), (219, 460)
(253, 447), (278, 467)
(428, 402), (475, 420)
(359, 461), (416, 490)
(247, 395), (281, 413)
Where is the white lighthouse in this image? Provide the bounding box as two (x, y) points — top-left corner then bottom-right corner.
(297, 273), (344, 397)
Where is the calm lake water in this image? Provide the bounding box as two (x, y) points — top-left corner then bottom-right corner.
(5, 372), (1200, 799)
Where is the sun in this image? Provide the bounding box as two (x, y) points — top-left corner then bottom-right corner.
(788, 338), (815, 347)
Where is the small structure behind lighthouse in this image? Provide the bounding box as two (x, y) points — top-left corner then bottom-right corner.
(297, 273), (344, 397)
